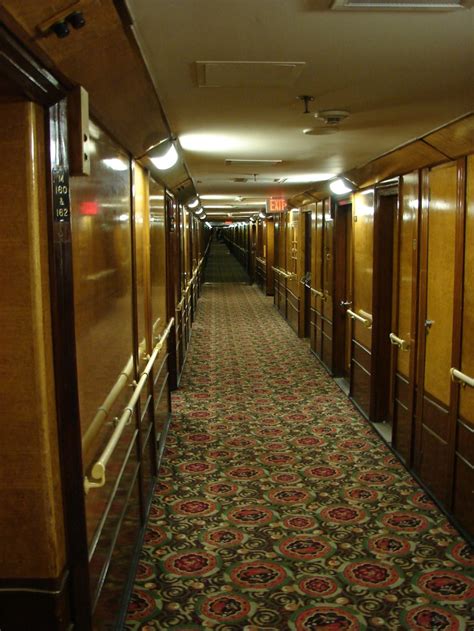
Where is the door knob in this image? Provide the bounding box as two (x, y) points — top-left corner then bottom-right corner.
(424, 319), (435, 333)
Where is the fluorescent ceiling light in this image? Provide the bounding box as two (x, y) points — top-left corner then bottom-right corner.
(149, 195), (164, 200)
(103, 158), (128, 171)
(281, 173), (335, 184)
(330, 178), (354, 195)
(151, 144), (178, 170)
(179, 133), (244, 153)
(203, 204), (232, 209)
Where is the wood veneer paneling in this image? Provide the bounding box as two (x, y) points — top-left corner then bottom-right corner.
(459, 155), (474, 425)
(149, 181), (167, 342)
(424, 162), (457, 406)
(424, 114), (474, 160)
(0, 101), (66, 578)
(352, 190), (374, 351)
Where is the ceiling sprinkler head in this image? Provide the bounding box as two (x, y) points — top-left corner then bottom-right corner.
(297, 95), (315, 114)
(315, 110), (350, 125)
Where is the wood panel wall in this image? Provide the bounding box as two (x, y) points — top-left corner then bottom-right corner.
(0, 102), (66, 579)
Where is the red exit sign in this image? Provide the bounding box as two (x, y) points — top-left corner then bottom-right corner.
(266, 198), (287, 213)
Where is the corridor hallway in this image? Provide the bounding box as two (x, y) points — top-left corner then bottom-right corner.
(204, 239), (250, 284)
(126, 250), (473, 630)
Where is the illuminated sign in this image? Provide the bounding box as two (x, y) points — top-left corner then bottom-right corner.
(266, 198), (287, 213)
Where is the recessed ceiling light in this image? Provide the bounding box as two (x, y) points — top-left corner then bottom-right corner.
(280, 173), (335, 184)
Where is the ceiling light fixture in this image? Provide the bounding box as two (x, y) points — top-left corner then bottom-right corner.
(148, 138), (179, 171)
(187, 197), (199, 208)
(195, 207), (204, 215)
(329, 177), (356, 195)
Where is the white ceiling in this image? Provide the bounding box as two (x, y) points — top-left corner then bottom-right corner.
(127, 0), (473, 212)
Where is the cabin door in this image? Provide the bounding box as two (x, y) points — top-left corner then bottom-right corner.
(333, 200), (352, 388)
(415, 161), (458, 507)
(452, 154), (474, 534)
(303, 210), (312, 338)
(390, 172), (419, 465)
(286, 208), (300, 334)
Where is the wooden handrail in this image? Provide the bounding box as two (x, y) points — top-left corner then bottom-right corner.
(450, 367), (474, 388)
(83, 318), (174, 494)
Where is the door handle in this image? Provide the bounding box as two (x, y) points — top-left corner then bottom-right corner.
(424, 319), (435, 333)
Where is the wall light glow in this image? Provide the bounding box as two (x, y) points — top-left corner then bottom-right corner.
(179, 133), (245, 153)
(283, 173), (334, 184)
(103, 158), (128, 171)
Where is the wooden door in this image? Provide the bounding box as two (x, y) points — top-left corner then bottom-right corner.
(310, 201), (324, 359)
(333, 201), (352, 382)
(452, 154), (474, 534)
(390, 172), (419, 465)
(321, 200), (334, 370)
(274, 214), (287, 316)
(303, 209), (312, 338)
(265, 218), (275, 296)
(349, 189), (375, 417)
(286, 209), (300, 334)
(415, 161), (458, 507)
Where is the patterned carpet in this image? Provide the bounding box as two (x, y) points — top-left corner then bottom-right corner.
(125, 262), (473, 629)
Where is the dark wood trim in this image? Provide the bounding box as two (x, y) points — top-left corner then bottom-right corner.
(0, 571), (70, 631)
(0, 24), (65, 105)
(46, 101), (92, 629)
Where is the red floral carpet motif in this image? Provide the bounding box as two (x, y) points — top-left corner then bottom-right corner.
(125, 276), (472, 630)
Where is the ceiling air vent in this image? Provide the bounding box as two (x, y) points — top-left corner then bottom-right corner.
(225, 159), (283, 166)
(331, 0), (467, 8)
(196, 61), (305, 88)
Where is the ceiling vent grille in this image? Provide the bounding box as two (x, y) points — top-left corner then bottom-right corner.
(331, 0), (466, 9)
(225, 159), (283, 166)
(196, 61), (305, 88)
